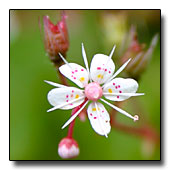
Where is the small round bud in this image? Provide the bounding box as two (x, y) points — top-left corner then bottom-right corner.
(58, 137), (79, 159)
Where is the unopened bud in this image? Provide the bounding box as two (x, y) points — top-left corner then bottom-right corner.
(58, 137), (79, 159)
(121, 26), (158, 79)
(43, 12), (69, 66)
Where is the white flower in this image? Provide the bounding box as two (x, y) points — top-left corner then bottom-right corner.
(45, 43), (144, 137)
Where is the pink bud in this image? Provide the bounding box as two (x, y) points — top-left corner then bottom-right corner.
(58, 137), (79, 159)
(43, 12), (69, 65)
(120, 26), (158, 79)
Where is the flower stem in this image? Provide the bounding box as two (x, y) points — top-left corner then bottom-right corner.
(67, 98), (88, 138)
(57, 69), (68, 86)
(113, 122), (159, 144)
(110, 101), (160, 145)
(56, 62), (69, 86)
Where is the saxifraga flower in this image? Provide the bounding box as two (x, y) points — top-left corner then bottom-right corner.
(45, 44), (144, 137)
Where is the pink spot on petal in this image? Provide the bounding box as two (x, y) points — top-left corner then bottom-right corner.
(70, 103), (73, 106)
(117, 96), (119, 99)
(113, 83), (115, 85)
(102, 110), (104, 113)
(90, 113), (92, 116)
(66, 95), (69, 98)
(105, 69), (107, 71)
(66, 100), (69, 102)
(97, 67), (101, 70)
(75, 70), (78, 72)
(119, 91), (122, 93)
(81, 69), (84, 71)
(109, 71), (111, 74)
(115, 86), (118, 89)
(118, 85), (120, 88)
(94, 117), (97, 119)
(74, 77), (76, 79)
(72, 71), (74, 74)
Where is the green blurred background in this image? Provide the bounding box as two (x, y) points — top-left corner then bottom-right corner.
(10, 10), (160, 160)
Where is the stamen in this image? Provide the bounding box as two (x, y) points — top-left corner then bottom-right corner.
(61, 100), (89, 129)
(58, 53), (72, 69)
(103, 92), (145, 97)
(134, 115), (139, 122)
(47, 96), (85, 112)
(100, 98), (138, 121)
(44, 80), (68, 88)
(103, 58), (131, 87)
(82, 43), (92, 82)
(109, 45), (116, 59)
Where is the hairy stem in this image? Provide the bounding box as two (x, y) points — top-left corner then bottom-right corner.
(55, 62), (69, 86)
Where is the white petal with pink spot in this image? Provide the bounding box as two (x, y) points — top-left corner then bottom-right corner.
(87, 102), (111, 136)
(59, 63), (89, 88)
(90, 54), (115, 84)
(103, 78), (138, 101)
(47, 87), (85, 110)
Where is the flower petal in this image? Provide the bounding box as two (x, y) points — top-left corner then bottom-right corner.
(47, 87), (85, 110)
(103, 58), (131, 86)
(87, 102), (111, 136)
(59, 63), (89, 88)
(103, 78), (138, 101)
(90, 54), (115, 84)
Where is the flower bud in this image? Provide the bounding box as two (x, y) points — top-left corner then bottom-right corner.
(120, 26), (158, 79)
(43, 12), (69, 66)
(58, 137), (79, 159)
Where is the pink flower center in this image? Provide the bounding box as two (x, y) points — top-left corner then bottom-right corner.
(85, 82), (103, 101)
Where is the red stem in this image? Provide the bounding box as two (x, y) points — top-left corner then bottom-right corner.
(67, 98), (88, 138)
(110, 101), (160, 145)
(58, 70), (68, 86)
